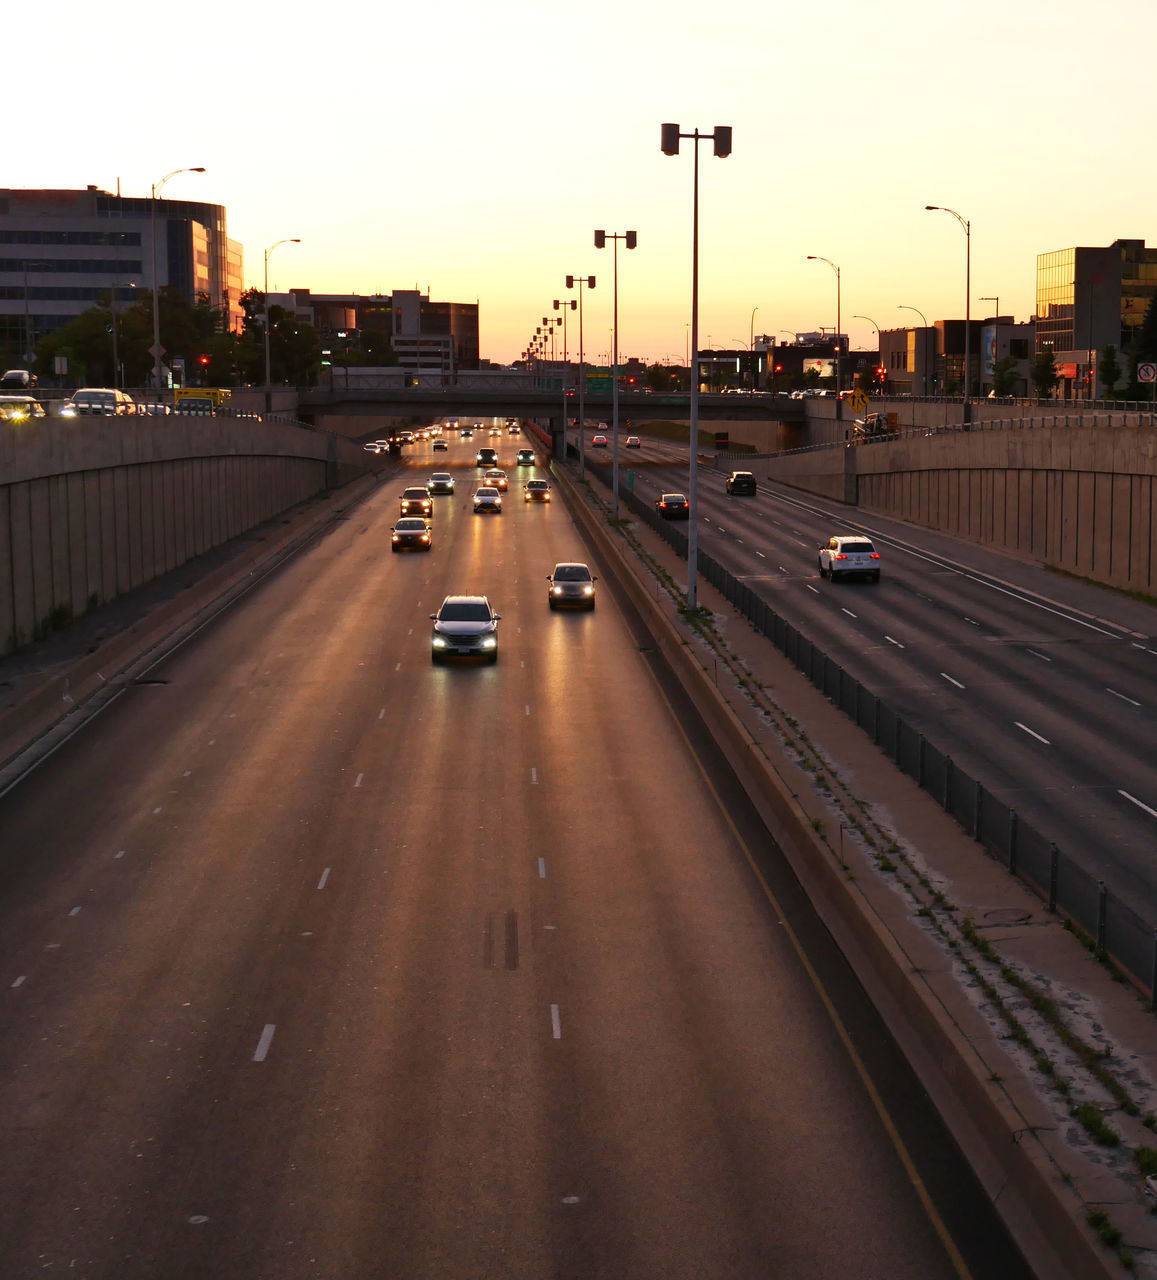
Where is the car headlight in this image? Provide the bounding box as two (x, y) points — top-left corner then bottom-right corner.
(432, 636), (447, 648)
(583, 585), (594, 595)
(480, 636), (496, 649)
(420, 534), (429, 541)
(392, 534), (400, 541)
(551, 587), (564, 595)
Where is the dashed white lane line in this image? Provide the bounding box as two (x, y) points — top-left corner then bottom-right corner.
(550, 1005), (562, 1039)
(183, 770), (191, 777)
(1107, 688), (1142, 707)
(379, 708), (385, 719)
(69, 907), (81, 917)
(252, 1025), (276, 1062)
(153, 807), (162, 815)
(806, 584), (820, 594)
(407, 628), (413, 636)
(735, 538), (743, 544)
(793, 538), (808, 547)
(1015, 721), (1051, 745)
(964, 617), (980, 626)
(1026, 649), (1052, 662)
(940, 673), (965, 689)
(317, 868), (331, 890)
(1121, 790), (1157, 819)
(115, 850), (125, 859)
(841, 608), (857, 619)
(354, 773), (364, 788)
(538, 858), (547, 879)
(525, 705), (531, 716)
(755, 551), (766, 558)
(12, 975), (27, 988)
(531, 768), (538, 784)
(885, 636), (904, 648)
(395, 662), (401, 671)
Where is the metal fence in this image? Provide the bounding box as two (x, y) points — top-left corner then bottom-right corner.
(584, 458), (1157, 1001)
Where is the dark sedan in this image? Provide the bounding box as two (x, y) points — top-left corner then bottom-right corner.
(656, 493), (690, 519)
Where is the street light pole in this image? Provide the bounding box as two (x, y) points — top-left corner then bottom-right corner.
(898, 305), (931, 395)
(565, 274), (595, 478)
(807, 255), (841, 393)
(150, 167), (205, 395)
(264, 238), (301, 414)
(926, 205), (971, 401)
(21, 260), (48, 365)
(853, 314), (881, 395)
(661, 121), (733, 611)
(595, 229), (637, 520)
(749, 306), (759, 389)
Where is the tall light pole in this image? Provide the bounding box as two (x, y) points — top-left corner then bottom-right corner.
(807, 255), (841, 393)
(150, 167), (205, 394)
(595, 229), (637, 519)
(264, 238), (301, 413)
(853, 314), (881, 395)
(926, 205), (971, 401)
(552, 297), (575, 363)
(21, 260), (49, 366)
(749, 306), (759, 389)
(898, 305), (931, 395)
(661, 121), (733, 611)
(565, 273), (595, 477)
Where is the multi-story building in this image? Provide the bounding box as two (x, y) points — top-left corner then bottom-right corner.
(1036, 238), (1157, 397)
(0, 185), (243, 363)
(287, 287), (480, 376)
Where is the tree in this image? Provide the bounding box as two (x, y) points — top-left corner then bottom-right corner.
(1097, 344), (1122, 398)
(991, 355), (1019, 397)
(1031, 350), (1059, 399)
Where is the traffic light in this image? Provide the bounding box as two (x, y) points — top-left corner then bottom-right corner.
(199, 355), (210, 367)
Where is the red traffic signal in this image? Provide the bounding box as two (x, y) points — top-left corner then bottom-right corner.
(198, 355), (210, 366)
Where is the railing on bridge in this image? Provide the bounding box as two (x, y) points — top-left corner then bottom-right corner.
(580, 452), (1157, 1002)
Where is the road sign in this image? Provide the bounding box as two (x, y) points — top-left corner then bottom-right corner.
(851, 388), (869, 413)
(1138, 362), (1156, 384)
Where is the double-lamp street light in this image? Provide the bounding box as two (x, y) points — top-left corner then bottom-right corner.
(661, 121), (732, 611)
(264, 238), (301, 412)
(150, 167), (205, 394)
(563, 273), (595, 478)
(594, 228), (637, 519)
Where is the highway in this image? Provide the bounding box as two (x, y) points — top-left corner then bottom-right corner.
(582, 427), (1157, 916)
(0, 426), (1028, 1279)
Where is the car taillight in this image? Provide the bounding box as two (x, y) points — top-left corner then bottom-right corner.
(660, 502), (667, 508)
(834, 553), (847, 560)
(870, 552), (880, 559)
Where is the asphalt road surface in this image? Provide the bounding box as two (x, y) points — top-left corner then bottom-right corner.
(0, 431), (1029, 1279)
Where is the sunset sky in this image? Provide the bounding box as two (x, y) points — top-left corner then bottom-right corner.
(11, 0), (1156, 365)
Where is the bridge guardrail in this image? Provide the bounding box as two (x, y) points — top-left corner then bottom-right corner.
(583, 456), (1157, 1001)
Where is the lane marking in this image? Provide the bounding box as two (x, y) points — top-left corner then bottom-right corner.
(317, 868), (331, 890)
(1026, 649), (1051, 662)
(1107, 688), (1141, 707)
(354, 773), (364, 788)
(940, 673), (965, 689)
(1015, 722), (1050, 745)
(885, 636), (905, 648)
(964, 617), (980, 626)
(379, 708), (385, 719)
(115, 850), (126, 859)
(538, 858), (546, 878)
(183, 770), (191, 777)
(755, 551), (766, 558)
(395, 662), (401, 671)
(531, 768), (538, 784)
(11, 976), (26, 988)
(806, 584), (820, 594)
(550, 1004), (562, 1039)
(525, 705), (531, 716)
(1120, 790), (1157, 819)
(69, 907), (81, 917)
(252, 1024), (276, 1062)
(793, 538), (808, 547)
(841, 608), (857, 619)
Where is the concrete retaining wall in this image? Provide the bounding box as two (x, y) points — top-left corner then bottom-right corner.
(764, 424), (1157, 593)
(0, 416), (368, 654)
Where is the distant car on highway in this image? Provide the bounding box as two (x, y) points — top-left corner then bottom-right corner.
(430, 595), (500, 663)
(725, 471), (757, 496)
(473, 486), (502, 514)
(399, 486), (433, 517)
(523, 479), (551, 502)
(483, 468), (508, 491)
(391, 517), (432, 552)
(426, 472), (455, 494)
(476, 447), (498, 467)
(547, 562), (597, 609)
(433, 438), (448, 451)
(0, 395), (46, 423)
(363, 441), (381, 453)
(818, 534), (881, 583)
(60, 388), (135, 416)
(591, 434), (608, 448)
(0, 368), (36, 390)
(516, 448), (535, 465)
(656, 493), (689, 519)
(625, 435), (641, 448)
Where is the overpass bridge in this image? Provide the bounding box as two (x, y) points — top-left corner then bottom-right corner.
(297, 382), (807, 425)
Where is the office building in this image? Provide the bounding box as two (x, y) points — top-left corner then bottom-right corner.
(1036, 239), (1157, 397)
(0, 185), (244, 363)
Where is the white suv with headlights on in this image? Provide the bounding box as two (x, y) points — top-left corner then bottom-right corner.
(430, 595), (501, 663)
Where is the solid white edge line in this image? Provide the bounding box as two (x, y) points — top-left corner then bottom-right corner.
(841, 608), (857, 618)
(885, 636), (904, 648)
(550, 1004), (562, 1039)
(1015, 721), (1051, 745)
(1120, 790), (1157, 819)
(1026, 649), (1051, 662)
(940, 673), (965, 689)
(806, 584), (820, 594)
(253, 1024), (276, 1062)
(1107, 688), (1142, 708)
